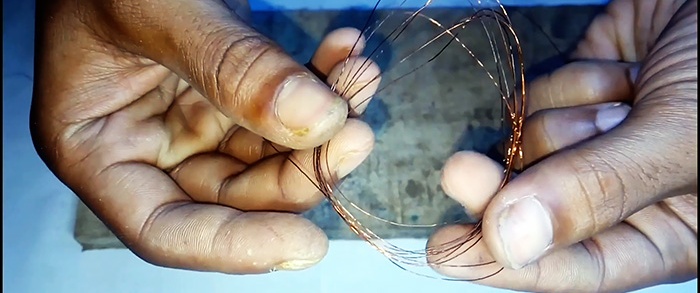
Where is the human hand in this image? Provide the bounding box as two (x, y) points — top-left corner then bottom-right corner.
(30, 0), (380, 274)
(429, 0), (697, 291)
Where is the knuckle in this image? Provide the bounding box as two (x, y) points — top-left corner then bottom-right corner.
(563, 149), (631, 234)
(204, 32), (274, 111)
(531, 110), (557, 144)
(632, 100), (696, 195)
(526, 73), (556, 114)
(279, 156), (326, 210)
(132, 202), (187, 265)
(579, 238), (607, 291)
(522, 110), (556, 163)
(279, 175), (324, 212)
(564, 63), (602, 100)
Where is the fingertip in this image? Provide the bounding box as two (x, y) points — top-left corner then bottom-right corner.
(312, 27), (366, 74)
(253, 27), (373, 150)
(324, 27), (366, 55)
(427, 224), (504, 281)
(134, 205), (329, 274)
(271, 74), (349, 149)
(330, 119), (375, 178)
(328, 27), (366, 48)
(594, 102), (631, 132)
(227, 212), (329, 273)
(440, 151), (505, 217)
(426, 224), (467, 275)
(522, 102), (631, 165)
(327, 56), (381, 115)
(278, 119), (374, 207)
(266, 213), (329, 271)
(207, 40), (350, 150)
(483, 192), (555, 270)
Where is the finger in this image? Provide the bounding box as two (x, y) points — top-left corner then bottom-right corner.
(440, 151), (505, 218)
(170, 119), (374, 212)
(215, 56), (381, 164)
(571, 0), (687, 62)
(481, 108), (696, 270)
(218, 126), (291, 164)
(309, 27), (366, 76)
(485, 1), (699, 271)
(82, 163), (328, 274)
(497, 60), (636, 162)
(308, 28), (380, 116)
(217, 28), (374, 164)
(526, 60), (638, 115)
(215, 64), (380, 163)
(441, 103), (632, 217)
(326, 56), (381, 116)
(428, 202), (697, 292)
(94, 0), (348, 150)
(216, 35), (378, 164)
(521, 102), (632, 166)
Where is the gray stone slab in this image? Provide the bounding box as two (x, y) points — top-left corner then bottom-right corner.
(74, 6), (602, 250)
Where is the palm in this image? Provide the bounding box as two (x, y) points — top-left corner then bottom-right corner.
(74, 53), (344, 213)
(96, 65), (233, 169)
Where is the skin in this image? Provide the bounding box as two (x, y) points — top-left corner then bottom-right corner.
(31, 0), (380, 273)
(430, 0), (697, 292)
(31, 0), (696, 290)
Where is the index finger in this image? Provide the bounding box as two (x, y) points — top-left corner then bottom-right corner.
(526, 60), (636, 115)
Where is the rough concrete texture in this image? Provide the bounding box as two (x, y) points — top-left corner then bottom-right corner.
(75, 6), (603, 250)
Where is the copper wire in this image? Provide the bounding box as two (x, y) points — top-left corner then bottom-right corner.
(279, 0), (528, 281)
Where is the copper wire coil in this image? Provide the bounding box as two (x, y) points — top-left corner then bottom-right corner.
(276, 0), (529, 281)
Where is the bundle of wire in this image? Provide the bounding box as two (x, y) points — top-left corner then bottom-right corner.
(282, 0), (527, 281)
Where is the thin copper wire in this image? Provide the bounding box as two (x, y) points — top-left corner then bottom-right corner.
(279, 0), (528, 281)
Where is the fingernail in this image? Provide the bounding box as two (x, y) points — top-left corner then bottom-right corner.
(498, 197), (553, 269)
(335, 149), (370, 179)
(628, 63), (641, 83)
(275, 75), (346, 133)
(595, 103), (630, 132)
(272, 259), (319, 271)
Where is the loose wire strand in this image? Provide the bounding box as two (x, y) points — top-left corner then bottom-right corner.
(338, 0), (522, 277)
(279, 0), (528, 281)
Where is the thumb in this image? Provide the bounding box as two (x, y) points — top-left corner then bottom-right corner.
(482, 0), (697, 270)
(484, 103), (696, 270)
(93, 0), (348, 149)
(483, 79), (697, 271)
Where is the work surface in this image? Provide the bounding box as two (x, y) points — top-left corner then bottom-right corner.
(5, 2), (698, 293)
(74, 5), (603, 249)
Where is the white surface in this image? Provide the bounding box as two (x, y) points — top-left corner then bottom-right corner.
(2, 0), (696, 293)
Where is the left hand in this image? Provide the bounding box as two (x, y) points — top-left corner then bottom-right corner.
(428, 0), (697, 292)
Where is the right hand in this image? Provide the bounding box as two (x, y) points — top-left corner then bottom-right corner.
(31, 0), (379, 274)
